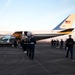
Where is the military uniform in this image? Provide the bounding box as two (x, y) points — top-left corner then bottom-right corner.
(29, 35), (36, 60)
(66, 35), (74, 59)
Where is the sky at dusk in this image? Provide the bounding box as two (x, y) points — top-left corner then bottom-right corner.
(0, 0), (75, 32)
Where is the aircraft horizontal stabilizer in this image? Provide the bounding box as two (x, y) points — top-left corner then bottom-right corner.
(58, 28), (74, 34)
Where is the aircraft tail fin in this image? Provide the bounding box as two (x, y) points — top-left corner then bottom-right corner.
(53, 14), (75, 30)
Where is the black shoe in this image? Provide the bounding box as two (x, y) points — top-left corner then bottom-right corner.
(71, 58), (73, 59)
(66, 56), (68, 58)
(31, 58), (34, 60)
(29, 57), (31, 59)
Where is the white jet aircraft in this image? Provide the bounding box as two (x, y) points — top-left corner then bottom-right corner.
(12, 14), (75, 40)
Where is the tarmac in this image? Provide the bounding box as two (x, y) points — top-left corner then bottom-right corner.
(0, 42), (75, 75)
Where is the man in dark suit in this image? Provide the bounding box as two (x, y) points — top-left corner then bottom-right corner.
(66, 35), (74, 59)
(29, 35), (36, 60)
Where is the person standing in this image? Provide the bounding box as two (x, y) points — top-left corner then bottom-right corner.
(29, 35), (36, 60)
(20, 39), (25, 50)
(66, 35), (74, 59)
(60, 39), (64, 49)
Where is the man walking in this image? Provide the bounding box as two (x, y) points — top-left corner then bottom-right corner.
(29, 35), (36, 60)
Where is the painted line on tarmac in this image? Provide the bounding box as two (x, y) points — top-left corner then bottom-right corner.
(45, 58), (67, 63)
(35, 60), (50, 74)
(50, 58), (67, 62)
(45, 58), (75, 63)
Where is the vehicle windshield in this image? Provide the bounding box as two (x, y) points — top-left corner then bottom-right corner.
(0, 35), (15, 43)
